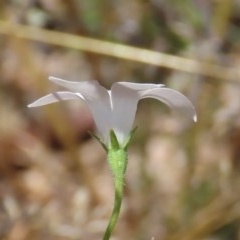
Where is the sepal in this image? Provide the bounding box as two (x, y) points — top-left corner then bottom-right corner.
(110, 129), (120, 150)
(88, 131), (108, 152)
(122, 126), (137, 150)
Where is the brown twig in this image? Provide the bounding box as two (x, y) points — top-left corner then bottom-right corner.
(0, 20), (239, 81)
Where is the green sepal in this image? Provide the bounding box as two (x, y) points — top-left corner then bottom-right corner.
(88, 131), (108, 152)
(107, 127), (137, 180)
(110, 129), (120, 150)
(122, 126), (137, 150)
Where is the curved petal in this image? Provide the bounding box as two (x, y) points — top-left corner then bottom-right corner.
(27, 91), (82, 107)
(49, 77), (105, 96)
(140, 88), (197, 122)
(110, 82), (163, 143)
(49, 76), (113, 143)
(110, 82), (196, 143)
(110, 85), (137, 144)
(113, 82), (164, 91)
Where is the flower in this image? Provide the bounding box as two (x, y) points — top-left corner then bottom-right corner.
(28, 77), (196, 146)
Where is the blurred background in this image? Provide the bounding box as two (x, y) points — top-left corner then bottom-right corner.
(1, 0), (240, 239)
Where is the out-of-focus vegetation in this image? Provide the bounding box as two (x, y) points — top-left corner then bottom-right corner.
(1, 0), (240, 239)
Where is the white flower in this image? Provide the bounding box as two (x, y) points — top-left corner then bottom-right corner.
(28, 77), (196, 145)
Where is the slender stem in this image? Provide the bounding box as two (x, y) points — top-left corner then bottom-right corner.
(103, 179), (123, 240)
(102, 130), (132, 239)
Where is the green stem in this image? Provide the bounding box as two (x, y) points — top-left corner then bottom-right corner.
(101, 129), (135, 240)
(103, 180), (123, 240)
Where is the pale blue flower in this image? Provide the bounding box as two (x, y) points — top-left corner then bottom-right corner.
(28, 77), (196, 145)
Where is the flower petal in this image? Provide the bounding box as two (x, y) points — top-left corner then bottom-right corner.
(110, 82), (163, 143)
(110, 82), (196, 143)
(113, 82), (164, 91)
(110, 85), (137, 144)
(140, 88), (197, 122)
(49, 77), (104, 96)
(27, 91), (82, 107)
(49, 77), (113, 143)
